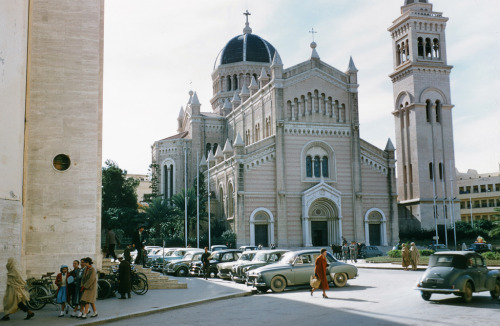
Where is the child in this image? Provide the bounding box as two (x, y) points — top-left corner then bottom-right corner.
(55, 264), (70, 317)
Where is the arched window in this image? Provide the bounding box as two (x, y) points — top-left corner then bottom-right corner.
(233, 74), (238, 90)
(226, 76), (231, 91)
(322, 156), (329, 177)
(435, 100), (441, 123)
(306, 156), (312, 177)
(426, 100), (431, 122)
(213, 143), (218, 154)
(227, 183), (234, 217)
(439, 162), (443, 180)
(433, 38), (440, 58)
(314, 156), (321, 178)
(206, 143), (212, 157)
(396, 44), (401, 66)
(429, 162), (434, 180)
(417, 37), (424, 57)
(425, 38), (432, 58)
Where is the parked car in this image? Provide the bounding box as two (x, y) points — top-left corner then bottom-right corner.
(428, 244), (450, 252)
(246, 249), (358, 293)
(231, 250), (288, 283)
(415, 251), (500, 302)
(359, 246), (384, 258)
(190, 249), (242, 278)
(147, 248), (176, 269)
(218, 251), (257, 280)
(150, 248), (199, 271)
(239, 245), (258, 251)
(211, 245), (228, 251)
(163, 250), (204, 276)
(466, 243), (490, 254)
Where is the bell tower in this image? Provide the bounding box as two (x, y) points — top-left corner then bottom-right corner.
(388, 0), (459, 234)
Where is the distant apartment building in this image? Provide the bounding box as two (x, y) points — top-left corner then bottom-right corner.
(127, 174), (152, 206)
(457, 169), (500, 223)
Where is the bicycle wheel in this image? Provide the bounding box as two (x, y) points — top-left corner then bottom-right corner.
(136, 272), (148, 281)
(131, 275), (148, 295)
(97, 279), (112, 300)
(27, 286), (49, 310)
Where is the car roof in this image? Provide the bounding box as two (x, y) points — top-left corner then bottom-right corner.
(254, 249), (289, 254)
(211, 249), (241, 253)
(289, 249), (322, 255)
(433, 251), (479, 257)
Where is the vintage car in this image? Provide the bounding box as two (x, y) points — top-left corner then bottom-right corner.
(239, 245), (258, 251)
(415, 251), (500, 303)
(246, 249), (358, 293)
(217, 250), (257, 280)
(359, 246), (384, 258)
(147, 248), (176, 270)
(163, 250), (204, 276)
(150, 248), (200, 271)
(427, 244), (450, 252)
(210, 245), (228, 251)
(231, 250), (288, 283)
(190, 249), (242, 278)
(466, 243), (490, 254)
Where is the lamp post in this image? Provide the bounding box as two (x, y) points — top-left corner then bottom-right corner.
(184, 146), (188, 248)
(199, 153), (211, 249)
(196, 151), (200, 249)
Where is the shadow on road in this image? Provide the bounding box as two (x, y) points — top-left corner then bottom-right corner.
(426, 295), (499, 310)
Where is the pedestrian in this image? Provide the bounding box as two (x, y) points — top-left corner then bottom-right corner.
(461, 242), (467, 251)
(201, 247), (211, 280)
(132, 226), (146, 266)
(124, 244), (132, 263)
(80, 257), (98, 319)
(258, 244), (262, 250)
(310, 248), (330, 298)
(342, 236), (347, 246)
(1, 258), (34, 321)
(70, 259), (84, 318)
(342, 243), (349, 263)
(55, 264), (71, 317)
(117, 256), (131, 299)
(349, 241), (358, 263)
(105, 227), (119, 261)
(401, 243), (410, 271)
(410, 242), (420, 271)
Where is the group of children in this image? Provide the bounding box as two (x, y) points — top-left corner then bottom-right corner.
(54, 257), (98, 319)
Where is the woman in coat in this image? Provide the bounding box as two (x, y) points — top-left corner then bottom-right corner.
(410, 242), (420, 271)
(1, 258), (34, 321)
(70, 259), (84, 318)
(401, 243), (410, 271)
(80, 257), (98, 319)
(311, 248), (330, 298)
(117, 256), (131, 299)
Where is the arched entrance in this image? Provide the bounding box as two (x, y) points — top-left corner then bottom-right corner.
(308, 199), (338, 246)
(249, 208), (275, 247)
(364, 208), (388, 246)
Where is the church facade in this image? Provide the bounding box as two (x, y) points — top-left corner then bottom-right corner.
(152, 15), (399, 248)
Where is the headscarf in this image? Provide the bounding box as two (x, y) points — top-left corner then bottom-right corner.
(3, 258), (30, 315)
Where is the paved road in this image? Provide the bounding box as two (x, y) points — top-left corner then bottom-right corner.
(107, 269), (500, 326)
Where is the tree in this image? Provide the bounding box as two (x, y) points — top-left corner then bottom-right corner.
(144, 197), (182, 239)
(488, 208), (500, 238)
(101, 160), (140, 231)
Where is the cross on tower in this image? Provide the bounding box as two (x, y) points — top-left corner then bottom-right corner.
(243, 10), (251, 23)
(309, 28), (317, 42)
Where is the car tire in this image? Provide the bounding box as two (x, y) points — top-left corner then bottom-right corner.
(333, 273), (348, 287)
(256, 286), (269, 293)
(463, 281), (473, 303)
(270, 275), (287, 293)
(421, 291), (431, 301)
(209, 269), (217, 278)
(176, 268), (188, 277)
(490, 279), (500, 299)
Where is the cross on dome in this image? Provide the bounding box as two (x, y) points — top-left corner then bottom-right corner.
(309, 28), (317, 42)
(243, 10), (252, 34)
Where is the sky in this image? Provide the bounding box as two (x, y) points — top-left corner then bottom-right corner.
(102, 0), (500, 176)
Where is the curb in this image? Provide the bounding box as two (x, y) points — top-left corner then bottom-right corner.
(81, 291), (254, 325)
(356, 265), (426, 271)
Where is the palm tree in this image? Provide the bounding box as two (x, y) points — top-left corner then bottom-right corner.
(488, 208), (500, 237)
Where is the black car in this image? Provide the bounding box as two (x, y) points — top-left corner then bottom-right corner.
(466, 243), (490, 253)
(189, 249), (242, 278)
(231, 250), (288, 283)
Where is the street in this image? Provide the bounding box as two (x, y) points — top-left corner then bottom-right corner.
(107, 269), (500, 326)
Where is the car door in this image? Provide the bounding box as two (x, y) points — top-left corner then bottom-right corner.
(475, 256), (488, 291)
(291, 253), (315, 285)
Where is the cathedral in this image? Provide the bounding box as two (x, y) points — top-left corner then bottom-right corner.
(153, 0), (460, 248)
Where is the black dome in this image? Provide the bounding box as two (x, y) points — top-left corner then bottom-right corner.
(214, 33), (276, 69)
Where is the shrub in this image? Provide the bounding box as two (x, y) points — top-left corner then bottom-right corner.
(420, 249), (434, 256)
(388, 250), (401, 258)
(482, 252), (500, 260)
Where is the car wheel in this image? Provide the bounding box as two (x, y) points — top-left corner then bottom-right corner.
(209, 269), (217, 278)
(463, 282), (473, 303)
(421, 292), (431, 301)
(490, 279), (500, 299)
(270, 275), (287, 293)
(333, 273), (348, 287)
(176, 268), (188, 277)
(256, 286), (269, 293)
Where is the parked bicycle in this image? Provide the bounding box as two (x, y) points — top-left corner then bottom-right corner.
(97, 264), (148, 299)
(26, 272), (74, 311)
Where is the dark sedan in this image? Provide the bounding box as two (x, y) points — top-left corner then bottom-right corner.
(189, 249), (242, 278)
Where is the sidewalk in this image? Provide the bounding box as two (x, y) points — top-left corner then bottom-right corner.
(4, 277), (252, 325)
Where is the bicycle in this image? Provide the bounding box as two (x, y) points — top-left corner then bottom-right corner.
(97, 264), (148, 299)
(26, 272), (75, 311)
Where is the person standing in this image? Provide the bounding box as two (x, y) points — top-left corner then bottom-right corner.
(70, 260), (84, 318)
(55, 265), (70, 317)
(80, 257), (98, 319)
(132, 226), (146, 266)
(1, 258), (34, 321)
(117, 256), (131, 299)
(124, 244), (133, 263)
(349, 241), (358, 263)
(401, 243), (410, 271)
(311, 248), (330, 298)
(105, 228), (119, 261)
(410, 242), (420, 271)
(201, 247), (211, 280)
(342, 243), (349, 263)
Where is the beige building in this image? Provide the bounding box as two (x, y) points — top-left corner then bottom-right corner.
(153, 14), (399, 248)
(457, 170), (500, 223)
(127, 174), (152, 206)
(0, 0), (103, 308)
(389, 0), (460, 232)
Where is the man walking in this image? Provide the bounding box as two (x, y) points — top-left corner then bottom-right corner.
(105, 228), (119, 261)
(349, 241), (358, 263)
(132, 226), (146, 266)
(201, 247), (210, 280)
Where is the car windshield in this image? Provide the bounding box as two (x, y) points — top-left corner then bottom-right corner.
(239, 253), (255, 261)
(183, 253), (194, 260)
(209, 252), (221, 260)
(253, 252), (269, 262)
(279, 252), (298, 264)
(173, 250), (186, 256)
(428, 255), (467, 269)
(192, 253), (202, 260)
